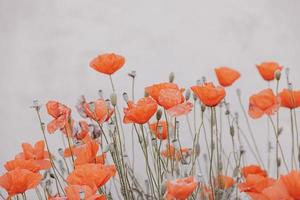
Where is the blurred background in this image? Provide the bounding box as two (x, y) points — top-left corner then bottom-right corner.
(0, 0), (300, 196)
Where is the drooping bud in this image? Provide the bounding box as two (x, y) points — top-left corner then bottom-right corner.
(98, 90), (103, 99)
(122, 92), (129, 103)
(110, 93), (117, 106)
(185, 89), (191, 101)
(156, 109), (162, 121)
(169, 72), (175, 83)
(275, 70), (281, 81)
(128, 70), (136, 78)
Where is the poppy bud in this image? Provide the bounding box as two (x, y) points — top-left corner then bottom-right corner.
(110, 93), (117, 106)
(230, 126), (234, 137)
(275, 70), (281, 81)
(288, 83), (293, 91)
(277, 158), (281, 167)
(58, 148), (64, 157)
(169, 72), (175, 83)
(98, 90), (103, 99)
(156, 109), (162, 121)
(128, 70), (136, 78)
(185, 89), (191, 101)
(202, 76), (206, 83)
(201, 104), (206, 112)
(233, 167), (239, 177)
(278, 127), (283, 136)
(144, 90), (149, 97)
(122, 92), (129, 103)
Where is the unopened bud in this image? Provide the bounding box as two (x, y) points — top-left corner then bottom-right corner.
(122, 92), (129, 103)
(230, 126), (234, 137)
(110, 93), (117, 106)
(169, 72), (175, 83)
(277, 158), (281, 167)
(201, 104), (206, 112)
(185, 89), (191, 101)
(275, 70), (281, 81)
(98, 90), (103, 99)
(156, 109), (162, 121)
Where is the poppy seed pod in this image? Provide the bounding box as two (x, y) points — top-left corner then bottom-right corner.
(110, 93), (117, 106)
(169, 72), (175, 83)
(156, 109), (162, 121)
(185, 89), (191, 101)
(275, 70), (281, 81)
(122, 92), (129, 103)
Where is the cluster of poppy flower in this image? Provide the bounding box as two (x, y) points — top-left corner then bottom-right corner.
(1, 53), (300, 200)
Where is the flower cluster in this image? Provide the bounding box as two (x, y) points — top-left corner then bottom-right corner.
(1, 53), (300, 200)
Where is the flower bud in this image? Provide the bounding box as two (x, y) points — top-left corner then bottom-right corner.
(122, 92), (129, 103)
(185, 89), (191, 101)
(169, 72), (175, 83)
(98, 90), (103, 99)
(230, 126), (235, 137)
(110, 93), (117, 106)
(156, 109), (162, 121)
(201, 104), (206, 112)
(275, 70), (281, 81)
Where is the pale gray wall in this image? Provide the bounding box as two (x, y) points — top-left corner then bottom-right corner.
(0, 0), (300, 197)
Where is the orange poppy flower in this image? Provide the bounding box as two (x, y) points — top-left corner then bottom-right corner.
(16, 140), (51, 170)
(241, 165), (267, 178)
(215, 66), (241, 87)
(199, 185), (213, 200)
(191, 82), (226, 107)
(46, 101), (72, 135)
(67, 164), (116, 189)
(65, 185), (106, 200)
(248, 89), (280, 119)
(214, 175), (235, 189)
(239, 174), (275, 193)
(262, 179), (293, 200)
(279, 89), (300, 109)
(166, 102), (193, 117)
(149, 121), (169, 140)
(280, 170), (300, 199)
(123, 97), (158, 124)
(4, 159), (40, 173)
(246, 192), (269, 200)
(0, 169), (42, 198)
(83, 99), (113, 124)
(145, 82), (181, 103)
(74, 121), (90, 140)
(74, 141), (99, 166)
(256, 62), (283, 81)
(161, 144), (189, 161)
(165, 176), (197, 200)
(90, 53), (125, 75)
(158, 88), (184, 110)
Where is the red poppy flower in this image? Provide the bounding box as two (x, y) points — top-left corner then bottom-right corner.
(279, 89), (300, 109)
(158, 88), (184, 110)
(90, 53), (125, 75)
(262, 180), (293, 200)
(145, 82), (181, 102)
(123, 97), (158, 124)
(248, 89), (280, 119)
(83, 99), (113, 124)
(74, 121), (90, 140)
(256, 62), (283, 81)
(74, 140), (99, 166)
(166, 102), (193, 117)
(191, 82), (226, 107)
(46, 101), (72, 135)
(161, 144), (189, 161)
(15, 140), (51, 170)
(4, 159), (40, 173)
(241, 165), (267, 178)
(67, 164), (116, 189)
(215, 66), (241, 87)
(149, 121), (169, 140)
(280, 170), (300, 199)
(0, 169), (42, 198)
(65, 185), (106, 200)
(165, 177), (197, 200)
(214, 175), (235, 189)
(239, 174), (275, 193)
